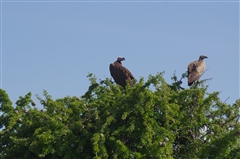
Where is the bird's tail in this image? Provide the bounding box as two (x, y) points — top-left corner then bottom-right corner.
(188, 82), (193, 86)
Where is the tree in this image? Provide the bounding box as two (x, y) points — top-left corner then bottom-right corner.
(0, 73), (239, 159)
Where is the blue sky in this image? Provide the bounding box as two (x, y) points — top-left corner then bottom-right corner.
(0, 1), (239, 108)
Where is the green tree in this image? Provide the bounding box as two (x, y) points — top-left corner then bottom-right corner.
(0, 73), (239, 159)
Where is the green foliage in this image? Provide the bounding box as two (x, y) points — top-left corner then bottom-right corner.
(0, 73), (239, 159)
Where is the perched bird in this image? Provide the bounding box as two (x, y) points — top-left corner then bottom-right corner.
(187, 55), (208, 86)
(109, 57), (136, 88)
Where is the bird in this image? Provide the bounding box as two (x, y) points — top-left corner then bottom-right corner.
(187, 55), (208, 86)
(109, 57), (136, 88)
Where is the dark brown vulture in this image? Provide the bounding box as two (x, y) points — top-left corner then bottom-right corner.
(109, 57), (136, 88)
(187, 55), (208, 86)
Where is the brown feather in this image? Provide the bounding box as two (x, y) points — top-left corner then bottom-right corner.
(109, 61), (136, 88)
(187, 56), (207, 86)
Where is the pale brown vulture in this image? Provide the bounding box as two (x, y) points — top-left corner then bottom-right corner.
(187, 55), (208, 86)
(109, 57), (136, 88)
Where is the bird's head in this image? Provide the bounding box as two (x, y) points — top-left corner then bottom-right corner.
(117, 57), (125, 62)
(199, 55), (208, 60)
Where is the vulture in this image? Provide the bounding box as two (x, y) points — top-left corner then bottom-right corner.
(187, 55), (208, 86)
(109, 57), (136, 88)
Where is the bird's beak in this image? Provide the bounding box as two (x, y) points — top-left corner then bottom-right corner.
(204, 56), (208, 59)
(122, 57), (125, 61)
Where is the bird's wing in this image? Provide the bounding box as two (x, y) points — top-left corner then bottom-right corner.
(188, 60), (205, 84)
(122, 66), (135, 80)
(188, 71), (202, 84)
(109, 63), (128, 87)
(109, 62), (136, 87)
(188, 61), (197, 75)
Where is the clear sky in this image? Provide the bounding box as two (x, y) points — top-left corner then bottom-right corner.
(0, 1), (239, 108)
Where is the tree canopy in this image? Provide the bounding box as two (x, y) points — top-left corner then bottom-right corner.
(0, 73), (239, 159)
